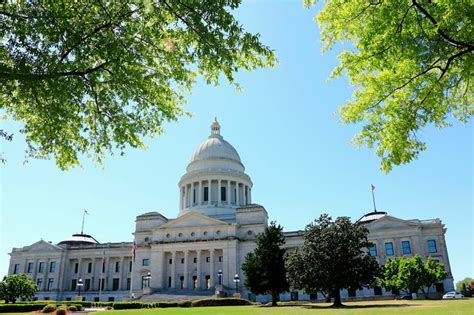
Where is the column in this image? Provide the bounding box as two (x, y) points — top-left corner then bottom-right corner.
(191, 182), (195, 206)
(236, 183), (240, 206)
(184, 185), (188, 208)
(179, 187), (183, 210)
(196, 250), (202, 289)
(91, 258), (96, 291)
(120, 257), (125, 290)
(249, 188), (252, 204)
(184, 251), (189, 289)
(209, 249), (215, 287)
(226, 180), (230, 205)
(171, 252), (176, 289)
(43, 259), (50, 290)
(198, 181), (202, 205)
(207, 179), (211, 204)
(104, 257), (109, 290)
(218, 180), (222, 206)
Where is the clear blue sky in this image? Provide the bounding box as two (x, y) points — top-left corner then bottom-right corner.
(1, 1), (472, 284)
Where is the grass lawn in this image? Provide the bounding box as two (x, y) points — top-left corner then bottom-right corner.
(3, 299), (473, 315)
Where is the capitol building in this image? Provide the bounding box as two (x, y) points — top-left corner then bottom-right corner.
(7, 119), (454, 302)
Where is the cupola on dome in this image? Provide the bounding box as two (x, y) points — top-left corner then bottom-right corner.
(190, 118), (241, 163)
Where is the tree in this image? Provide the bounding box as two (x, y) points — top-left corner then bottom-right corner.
(0, 274), (37, 303)
(456, 277), (474, 292)
(305, 0), (473, 172)
(286, 214), (380, 307)
(0, 0), (276, 169)
(242, 221), (289, 306)
(381, 255), (448, 298)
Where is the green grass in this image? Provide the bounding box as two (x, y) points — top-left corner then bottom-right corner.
(4, 299), (473, 315)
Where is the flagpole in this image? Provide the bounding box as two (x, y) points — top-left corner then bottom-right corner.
(371, 185), (377, 212)
(81, 210), (86, 234)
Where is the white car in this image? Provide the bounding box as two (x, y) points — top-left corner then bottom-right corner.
(442, 291), (464, 299)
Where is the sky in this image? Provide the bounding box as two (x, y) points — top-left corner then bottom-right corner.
(1, 1), (472, 285)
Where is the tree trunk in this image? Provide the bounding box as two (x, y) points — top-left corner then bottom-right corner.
(271, 291), (278, 306)
(332, 288), (342, 307)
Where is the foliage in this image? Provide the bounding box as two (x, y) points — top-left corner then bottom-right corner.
(305, 0), (473, 172)
(456, 277), (474, 291)
(0, 0), (276, 169)
(112, 302), (146, 309)
(286, 214), (380, 307)
(67, 305), (78, 312)
(42, 303), (57, 313)
(190, 298), (253, 307)
(0, 274), (37, 303)
(0, 303), (47, 313)
(56, 305), (67, 315)
(178, 300), (192, 307)
(242, 221), (289, 306)
(380, 255), (448, 296)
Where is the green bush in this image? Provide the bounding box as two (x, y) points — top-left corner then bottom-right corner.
(156, 301), (178, 308)
(68, 305), (78, 312)
(112, 301), (145, 309)
(42, 304), (57, 313)
(68, 303), (83, 311)
(56, 306), (67, 315)
(191, 298), (253, 307)
(0, 303), (47, 313)
(178, 300), (192, 307)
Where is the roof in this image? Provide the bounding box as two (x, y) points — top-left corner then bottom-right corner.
(357, 211), (388, 224)
(57, 233), (99, 246)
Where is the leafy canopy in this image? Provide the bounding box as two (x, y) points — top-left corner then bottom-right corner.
(286, 214), (380, 307)
(0, 0), (276, 169)
(456, 277), (474, 291)
(242, 221), (288, 306)
(306, 0), (473, 172)
(381, 255), (448, 295)
(0, 274), (37, 303)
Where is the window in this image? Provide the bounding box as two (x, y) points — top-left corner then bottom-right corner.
(291, 291), (299, 301)
(169, 259), (173, 264)
(193, 276), (197, 289)
(28, 262), (34, 273)
(85, 279), (91, 291)
(74, 263), (79, 274)
(205, 275), (211, 289)
(181, 258), (185, 264)
(216, 230), (221, 235)
(193, 257), (197, 263)
(142, 276), (150, 289)
(191, 232), (195, 237)
(127, 278), (131, 290)
(87, 262), (92, 273)
(193, 189), (196, 204)
(402, 241), (411, 254)
(247, 230), (253, 236)
(385, 242), (394, 256)
(102, 261), (105, 273)
(108, 297), (115, 302)
(94, 297), (99, 302)
(428, 240), (437, 253)
(203, 231), (208, 236)
(168, 276), (172, 288)
(178, 233), (183, 237)
(369, 245), (377, 256)
(180, 276), (184, 289)
(50, 261), (56, 273)
(13, 263), (20, 274)
(37, 278), (43, 290)
(47, 278), (54, 291)
(66, 297), (72, 301)
(142, 259), (150, 266)
(115, 261), (120, 273)
(129, 261), (133, 272)
(112, 278), (120, 291)
(38, 262), (45, 273)
(100, 279), (105, 291)
(374, 286), (382, 295)
(206, 257), (210, 263)
(221, 187), (226, 201)
(71, 279), (77, 291)
(203, 187), (209, 202)
(218, 256), (223, 262)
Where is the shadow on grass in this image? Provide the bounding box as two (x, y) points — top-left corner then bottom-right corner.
(302, 303), (420, 309)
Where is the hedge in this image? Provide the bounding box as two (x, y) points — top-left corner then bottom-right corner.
(112, 302), (146, 309)
(0, 303), (48, 313)
(191, 298), (253, 307)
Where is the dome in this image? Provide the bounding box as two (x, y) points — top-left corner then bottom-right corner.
(190, 118), (241, 164)
(357, 211), (387, 224)
(57, 233), (99, 246)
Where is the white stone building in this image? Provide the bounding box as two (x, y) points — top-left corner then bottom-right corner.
(7, 119), (454, 302)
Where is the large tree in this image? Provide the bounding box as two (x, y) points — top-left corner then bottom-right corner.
(0, 274), (37, 303)
(0, 0), (275, 169)
(306, 0), (473, 172)
(286, 214), (380, 307)
(242, 221), (289, 306)
(381, 255), (448, 298)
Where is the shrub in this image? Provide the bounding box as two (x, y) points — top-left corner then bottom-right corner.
(68, 305), (78, 312)
(56, 306), (67, 315)
(112, 302), (144, 309)
(69, 303), (83, 311)
(178, 300), (192, 307)
(0, 303), (47, 313)
(42, 304), (57, 313)
(191, 298), (253, 307)
(105, 306), (113, 310)
(156, 301), (178, 308)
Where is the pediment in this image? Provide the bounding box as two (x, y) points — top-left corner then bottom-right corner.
(157, 212), (228, 229)
(24, 240), (64, 253)
(366, 215), (419, 230)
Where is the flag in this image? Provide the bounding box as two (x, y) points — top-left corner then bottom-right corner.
(84, 210), (90, 215)
(371, 184), (376, 191)
(132, 242), (137, 262)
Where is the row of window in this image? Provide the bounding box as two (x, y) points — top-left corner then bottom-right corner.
(71, 278), (130, 292)
(186, 187), (249, 203)
(36, 278), (55, 291)
(368, 240), (438, 257)
(13, 261), (56, 275)
(73, 261), (134, 274)
(163, 230), (253, 239)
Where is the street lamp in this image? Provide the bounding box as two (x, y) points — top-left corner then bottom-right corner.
(77, 278), (84, 297)
(233, 274), (240, 293)
(217, 269), (223, 286)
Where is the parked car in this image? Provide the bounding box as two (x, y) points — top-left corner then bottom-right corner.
(396, 294), (413, 300)
(442, 291), (464, 299)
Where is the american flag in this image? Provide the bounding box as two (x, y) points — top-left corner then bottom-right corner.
(132, 242), (137, 262)
(371, 184), (376, 191)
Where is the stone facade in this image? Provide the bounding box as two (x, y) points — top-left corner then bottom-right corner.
(7, 119), (454, 302)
